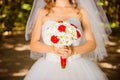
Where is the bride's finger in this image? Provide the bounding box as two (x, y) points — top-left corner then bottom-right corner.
(55, 52), (66, 57)
(58, 50), (68, 55)
(59, 49), (68, 53)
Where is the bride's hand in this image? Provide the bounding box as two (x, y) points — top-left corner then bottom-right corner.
(53, 46), (72, 58)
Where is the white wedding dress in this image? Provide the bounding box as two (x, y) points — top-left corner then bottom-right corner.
(24, 18), (108, 80)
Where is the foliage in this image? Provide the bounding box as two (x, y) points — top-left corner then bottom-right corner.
(101, 0), (119, 30)
(0, 0), (33, 37)
(0, 0), (119, 38)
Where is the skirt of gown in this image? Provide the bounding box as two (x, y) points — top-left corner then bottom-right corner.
(24, 53), (108, 80)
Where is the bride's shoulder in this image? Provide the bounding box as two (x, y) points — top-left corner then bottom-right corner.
(36, 8), (48, 22)
(79, 8), (90, 18)
(77, 7), (88, 15)
(75, 7), (88, 21)
(37, 8), (48, 16)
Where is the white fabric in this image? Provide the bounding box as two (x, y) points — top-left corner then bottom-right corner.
(25, 0), (112, 61)
(24, 57), (108, 80)
(24, 19), (108, 80)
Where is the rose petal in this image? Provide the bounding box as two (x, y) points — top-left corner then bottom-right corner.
(58, 25), (66, 32)
(58, 20), (63, 23)
(51, 35), (59, 43)
(71, 23), (78, 28)
(76, 30), (81, 38)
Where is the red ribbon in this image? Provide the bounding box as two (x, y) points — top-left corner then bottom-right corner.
(60, 56), (66, 69)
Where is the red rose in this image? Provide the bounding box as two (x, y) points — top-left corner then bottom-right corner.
(71, 23), (78, 28)
(58, 25), (66, 32)
(51, 35), (59, 43)
(76, 30), (81, 38)
(58, 20), (63, 23)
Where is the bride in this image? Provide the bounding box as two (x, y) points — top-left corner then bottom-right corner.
(24, 0), (111, 80)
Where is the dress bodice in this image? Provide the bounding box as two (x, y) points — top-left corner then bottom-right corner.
(41, 18), (86, 62)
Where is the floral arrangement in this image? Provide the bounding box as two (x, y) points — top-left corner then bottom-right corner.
(46, 20), (81, 69)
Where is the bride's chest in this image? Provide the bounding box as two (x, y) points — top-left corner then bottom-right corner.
(43, 10), (79, 22)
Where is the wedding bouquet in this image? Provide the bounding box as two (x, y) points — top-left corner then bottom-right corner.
(46, 20), (81, 69)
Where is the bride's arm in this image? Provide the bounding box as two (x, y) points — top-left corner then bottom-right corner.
(73, 8), (96, 54)
(30, 9), (53, 53)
